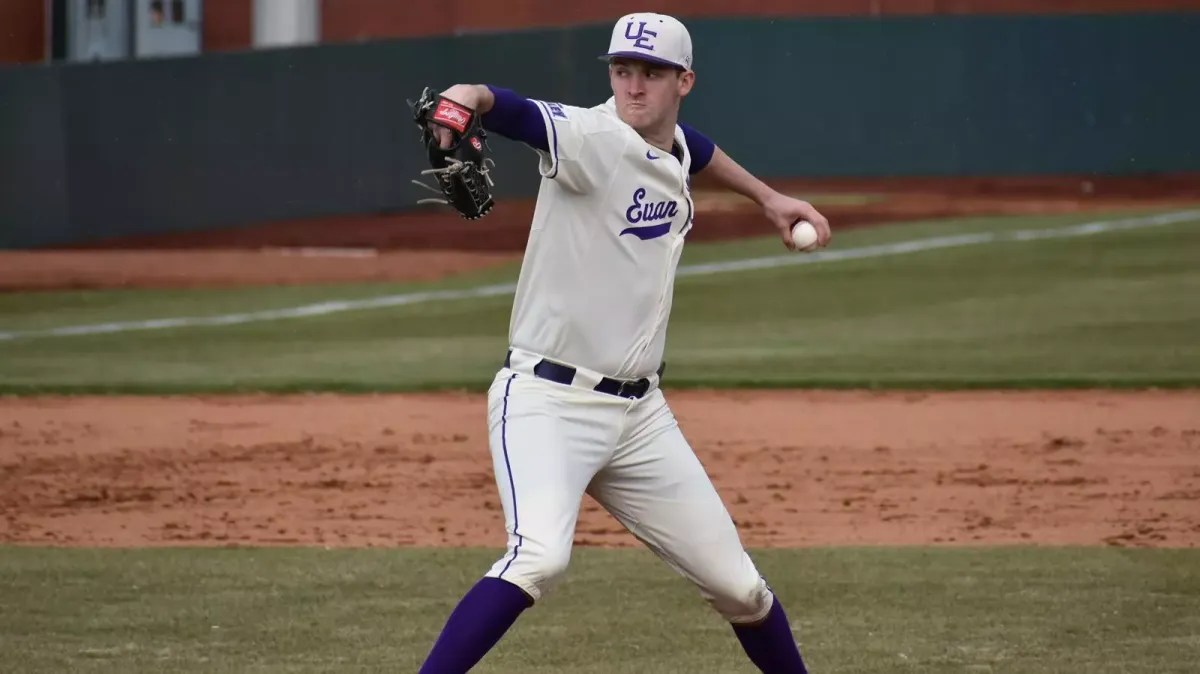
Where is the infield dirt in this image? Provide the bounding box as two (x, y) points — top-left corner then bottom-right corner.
(2, 390), (1197, 549)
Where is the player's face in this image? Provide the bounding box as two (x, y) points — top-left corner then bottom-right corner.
(609, 59), (694, 133)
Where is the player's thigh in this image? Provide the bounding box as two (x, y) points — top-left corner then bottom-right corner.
(590, 424), (749, 575)
(485, 372), (622, 594)
(588, 396), (770, 620)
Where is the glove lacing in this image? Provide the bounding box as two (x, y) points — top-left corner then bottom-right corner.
(412, 157), (496, 206)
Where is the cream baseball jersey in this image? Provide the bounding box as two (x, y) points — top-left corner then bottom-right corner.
(506, 97), (696, 380)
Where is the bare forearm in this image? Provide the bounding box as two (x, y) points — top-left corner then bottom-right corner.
(699, 145), (831, 250)
(699, 145), (776, 207)
(440, 84), (496, 114)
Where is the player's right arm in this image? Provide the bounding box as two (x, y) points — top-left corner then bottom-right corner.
(432, 84), (622, 194)
(695, 143), (832, 251)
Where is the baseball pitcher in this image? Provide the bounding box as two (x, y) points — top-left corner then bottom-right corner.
(411, 12), (832, 673)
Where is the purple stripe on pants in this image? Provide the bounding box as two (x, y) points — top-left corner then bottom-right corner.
(497, 373), (523, 578)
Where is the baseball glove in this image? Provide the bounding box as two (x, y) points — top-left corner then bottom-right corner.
(409, 87), (496, 220)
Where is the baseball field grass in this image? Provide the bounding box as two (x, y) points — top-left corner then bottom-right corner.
(2, 546), (1198, 673)
(3, 207), (1199, 673)
(1, 207), (1198, 392)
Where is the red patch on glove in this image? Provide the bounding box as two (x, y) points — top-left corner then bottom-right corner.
(433, 99), (472, 133)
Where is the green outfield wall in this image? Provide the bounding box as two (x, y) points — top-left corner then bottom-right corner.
(1, 13), (1196, 248)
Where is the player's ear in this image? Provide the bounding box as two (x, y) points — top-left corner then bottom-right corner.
(677, 70), (695, 96)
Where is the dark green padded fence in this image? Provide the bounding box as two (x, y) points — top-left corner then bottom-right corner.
(1, 13), (1196, 248)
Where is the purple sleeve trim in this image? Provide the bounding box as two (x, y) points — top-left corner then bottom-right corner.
(533, 101), (560, 179)
(481, 85), (549, 152)
(679, 122), (715, 174)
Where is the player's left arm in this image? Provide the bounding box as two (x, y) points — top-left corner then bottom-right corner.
(683, 123), (832, 252)
(432, 84), (619, 194)
(429, 84), (548, 151)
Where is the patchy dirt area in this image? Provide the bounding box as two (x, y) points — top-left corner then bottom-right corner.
(0, 249), (517, 291)
(2, 390), (1197, 549)
(5, 174), (1197, 291)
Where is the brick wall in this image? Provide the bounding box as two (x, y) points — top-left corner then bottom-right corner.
(0, 0), (45, 65)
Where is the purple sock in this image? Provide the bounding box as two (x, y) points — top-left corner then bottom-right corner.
(418, 576), (534, 673)
(732, 594), (809, 674)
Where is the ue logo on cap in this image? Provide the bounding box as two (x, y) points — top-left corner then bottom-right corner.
(624, 20), (658, 51)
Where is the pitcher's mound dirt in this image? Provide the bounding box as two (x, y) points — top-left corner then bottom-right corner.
(2, 390), (1197, 549)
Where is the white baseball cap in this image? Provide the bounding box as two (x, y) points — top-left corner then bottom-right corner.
(601, 13), (694, 71)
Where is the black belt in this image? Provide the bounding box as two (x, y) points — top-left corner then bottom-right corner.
(505, 349), (665, 400)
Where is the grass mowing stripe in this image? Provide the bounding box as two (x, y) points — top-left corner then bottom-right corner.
(679, 208), (1200, 275)
(1, 222), (1195, 393)
(2, 209), (1196, 343)
(0, 283), (518, 340)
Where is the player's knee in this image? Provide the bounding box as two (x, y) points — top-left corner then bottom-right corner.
(534, 544), (572, 584)
(500, 541), (572, 600)
(704, 572), (774, 623)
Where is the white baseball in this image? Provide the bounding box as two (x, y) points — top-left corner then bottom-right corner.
(791, 220), (820, 252)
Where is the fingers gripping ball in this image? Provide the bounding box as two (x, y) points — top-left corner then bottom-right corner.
(409, 87), (496, 220)
(791, 220), (820, 252)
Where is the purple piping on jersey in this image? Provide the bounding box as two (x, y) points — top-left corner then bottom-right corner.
(497, 373), (523, 579)
(679, 122), (715, 174)
(481, 86), (550, 152)
(619, 222), (673, 240)
(533, 100), (561, 179)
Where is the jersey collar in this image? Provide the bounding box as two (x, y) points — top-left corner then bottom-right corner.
(601, 97), (690, 168)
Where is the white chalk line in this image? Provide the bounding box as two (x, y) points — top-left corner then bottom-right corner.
(2, 209), (1197, 343)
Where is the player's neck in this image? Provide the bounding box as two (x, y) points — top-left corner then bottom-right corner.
(640, 118), (678, 153)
